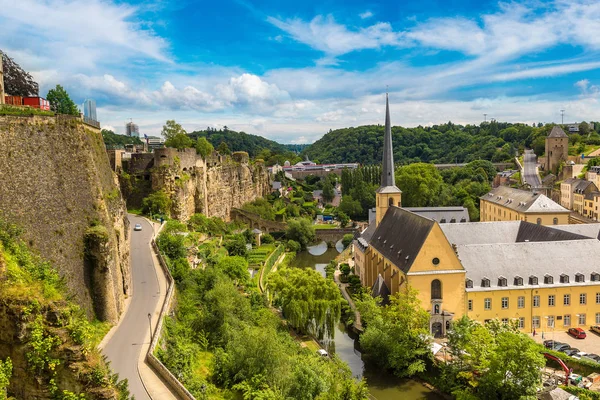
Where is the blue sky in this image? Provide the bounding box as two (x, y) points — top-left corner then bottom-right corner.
(2, 0), (600, 143)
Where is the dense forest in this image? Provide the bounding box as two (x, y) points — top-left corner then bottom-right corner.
(302, 121), (600, 164)
(188, 128), (287, 157)
(101, 129), (143, 147)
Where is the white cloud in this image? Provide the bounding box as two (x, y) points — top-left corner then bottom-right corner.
(575, 79), (600, 98)
(267, 15), (404, 57)
(359, 11), (373, 19)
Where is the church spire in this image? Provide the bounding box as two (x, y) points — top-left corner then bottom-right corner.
(381, 93), (395, 187)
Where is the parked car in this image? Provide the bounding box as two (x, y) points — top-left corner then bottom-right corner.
(563, 348), (580, 357)
(572, 351), (587, 360)
(543, 340), (556, 348)
(583, 354), (600, 364)
(590, 325), (600, 335)
(568, 327), (587, 339)
(134, 224), (142, 231)
(552, 342), (571, 352)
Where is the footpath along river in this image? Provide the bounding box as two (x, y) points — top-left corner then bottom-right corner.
(290, 242), (443, 400)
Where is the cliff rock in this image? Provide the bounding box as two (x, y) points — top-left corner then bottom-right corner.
(124, 148), (270, 221)
(0, 115), (130, 323)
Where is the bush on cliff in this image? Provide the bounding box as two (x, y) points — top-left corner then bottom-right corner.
(142, 190), (171, 216)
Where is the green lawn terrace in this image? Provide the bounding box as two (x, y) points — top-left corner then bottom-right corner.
(247, 244), (276, 267)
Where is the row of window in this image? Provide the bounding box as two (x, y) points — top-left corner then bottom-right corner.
(478, 314), (600, 328)
(467, 272), (600, 288)
(467, 292), (600, 311)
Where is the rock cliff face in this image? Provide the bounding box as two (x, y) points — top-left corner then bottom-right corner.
(0, 115), (130, 323)
(126, 148), (270, 222)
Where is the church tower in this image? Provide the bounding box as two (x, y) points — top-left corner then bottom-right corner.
(375, 94), (402, 226)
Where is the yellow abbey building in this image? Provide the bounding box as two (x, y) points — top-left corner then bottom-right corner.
(355, 96), (600, 338)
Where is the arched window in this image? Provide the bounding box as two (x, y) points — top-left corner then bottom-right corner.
(389, 197), (394, 206)
(537, 218), (542, 225)
(553, 217), (558, 225)
(431, 279), (442, 300)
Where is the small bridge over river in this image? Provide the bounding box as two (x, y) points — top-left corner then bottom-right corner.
(230, 208), (358, 243)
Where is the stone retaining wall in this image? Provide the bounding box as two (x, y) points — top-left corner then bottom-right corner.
(147, 222), (196, 400)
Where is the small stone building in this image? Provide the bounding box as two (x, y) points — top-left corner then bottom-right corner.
(545, 126), (569, 174)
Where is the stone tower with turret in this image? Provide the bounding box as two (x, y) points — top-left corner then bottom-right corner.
(0, 51), (4, 105)
(545, 126), (568, 174)
(375, 94), (402, 226)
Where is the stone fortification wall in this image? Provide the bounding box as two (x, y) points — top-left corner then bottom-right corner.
(0, 115), (130, 322)
(123, 149), (270, 221)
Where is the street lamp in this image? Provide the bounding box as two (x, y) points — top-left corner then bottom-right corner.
(147, 313), (153, 343)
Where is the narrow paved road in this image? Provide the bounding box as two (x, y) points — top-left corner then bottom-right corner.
(523, 149), (542, 188)
(103, 215), (160, 400)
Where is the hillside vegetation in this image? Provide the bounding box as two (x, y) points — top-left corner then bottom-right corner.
(0, 219), (129, 399)
(188, 128), (286, 158)
(302, 121), (600, 164)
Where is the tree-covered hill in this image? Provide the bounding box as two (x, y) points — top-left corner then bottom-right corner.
(302, 122), (567, 165)
(102, 129), (143, 147)
(188, 128), (287, 157)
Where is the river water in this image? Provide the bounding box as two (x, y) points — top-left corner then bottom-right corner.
(290, 242), (442, 400)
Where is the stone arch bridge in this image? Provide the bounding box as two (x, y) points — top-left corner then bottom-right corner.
(230, 208), (358, 243)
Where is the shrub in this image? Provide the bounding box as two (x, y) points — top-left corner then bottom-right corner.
(261, 233), (274, 244)
(286, 240), (301, 252)
(342, 234), (354, 248)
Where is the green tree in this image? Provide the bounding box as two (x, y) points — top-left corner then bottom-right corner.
(161, 120), (187, 141)
(224, 235), (248, 257)
(216, 256), (249, 284)
(46, 84), (79, 115)
(165, 133), (193, 150)
(0, 357), (12, 400)
(286, 240), (301, 252)
(142, 190), (171, 216)
(285, 218), (315, 249)
(217, 141), (231, 155)
(396, 163), (443, 207)
(357, 288), (431, 377)
(338, 195), (363, 219)
(337, 211), (350, 227)
(478, 331), (544, 399)
(342, 234), (354, 248)
(156, 233), (187, 260)
(195, 137), (214, 158)
(268, 267), (342, 339)
(322, 179), (335, 203)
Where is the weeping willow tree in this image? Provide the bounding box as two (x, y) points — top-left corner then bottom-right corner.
(267, 267), (342, 340)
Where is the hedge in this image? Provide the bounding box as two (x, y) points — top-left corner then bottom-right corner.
(260, 244), (285, 290)
(560, 385), (600, 399)
(543, 348), (600, 377)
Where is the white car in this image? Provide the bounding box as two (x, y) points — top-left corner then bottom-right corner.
(134, 224), (142, 231)
(317, 349), (328, 358)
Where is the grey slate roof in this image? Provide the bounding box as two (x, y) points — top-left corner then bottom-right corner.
(481, 186), (569, 213)
(574, 179), (594, 193)
(370, 207), (434, 274)
(405, 207), (470, 223)
(548, 126), (568, 138)
(458, 239), (600, 291)
(553, 223), (600, 240)
(440, 220), (591, 246)
(372, 274), (391, 303)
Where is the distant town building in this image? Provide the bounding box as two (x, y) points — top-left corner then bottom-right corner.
(146, 136), (165, 151)
(126, 121), (140, 137)
(82, 99), (97, 121)
(480, 186), (570, 225)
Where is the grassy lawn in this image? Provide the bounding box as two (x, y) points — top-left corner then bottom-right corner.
(248, 244), (276, 266)
(314, 224), (339, 229)
(569, 144), (600, 157)
(0, 104), (54, 116)
(297, 335), (321, 352)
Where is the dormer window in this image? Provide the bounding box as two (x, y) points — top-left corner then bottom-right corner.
(498, 277), (507, 287)
(575, 273), (585, 283)
(591, 273), (600, 282)
(560, 274), (570, 284)
(466, 279), (473, 289)
(544, 275), (554, 285)
(529, 276), (538, 285)
(481, 278), (490, 288)
(514, 276), (523, 286)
